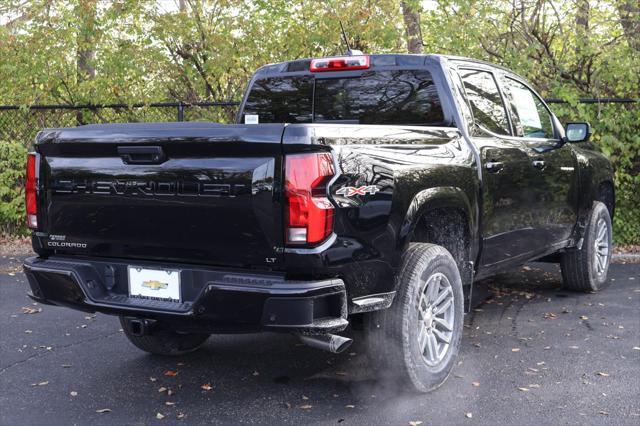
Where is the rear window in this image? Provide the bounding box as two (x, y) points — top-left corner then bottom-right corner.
(242, 70), (445, 126)
(242, 76), (313, 123)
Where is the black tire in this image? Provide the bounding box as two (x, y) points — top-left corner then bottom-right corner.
(560, 201), (613, 292)
(364, 243), (464, 393)
(119, 317), (210, 356)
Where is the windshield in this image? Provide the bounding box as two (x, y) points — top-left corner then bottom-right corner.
(242, 69), (445, 126)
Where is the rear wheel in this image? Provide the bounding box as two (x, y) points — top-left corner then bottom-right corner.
(364, 243), (464, 393)
(119, 317), (210, 356)
(560, 201), (612, 292)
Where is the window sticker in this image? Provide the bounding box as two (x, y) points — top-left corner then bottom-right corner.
(244, 114), (259, 124)
(510, 85), (542, 129)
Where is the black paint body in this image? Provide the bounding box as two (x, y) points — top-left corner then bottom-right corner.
(24, 54), (614, 334)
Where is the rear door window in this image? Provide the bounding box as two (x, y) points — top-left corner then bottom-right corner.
(459, 69), (510, 136)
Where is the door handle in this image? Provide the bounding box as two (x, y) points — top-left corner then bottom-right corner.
(532, 160), (545, 170)
(118, 146), (166, 165)
(485, 161), (504, 173)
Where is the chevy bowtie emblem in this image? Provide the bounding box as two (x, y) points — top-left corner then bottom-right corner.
(336, 185), (380, 197)
(142, 280), (169, 290)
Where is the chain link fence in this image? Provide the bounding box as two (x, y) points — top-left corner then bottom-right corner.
(0, 102), (240, 148)
(0, 98), (637, 149)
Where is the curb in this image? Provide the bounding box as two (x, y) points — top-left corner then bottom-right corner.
(612, 253), (640, 263)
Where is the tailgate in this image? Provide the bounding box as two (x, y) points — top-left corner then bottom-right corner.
(36, 123), (285, 268)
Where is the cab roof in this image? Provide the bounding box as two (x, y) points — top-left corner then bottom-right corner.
(254, 53), (514, 77)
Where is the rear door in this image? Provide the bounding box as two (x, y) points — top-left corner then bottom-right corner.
(37, 123), (285, 268)
(458, 67), (539, 268)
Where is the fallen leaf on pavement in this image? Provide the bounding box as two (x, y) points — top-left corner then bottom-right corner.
(299, 404), (313, 410)
(150, 377), (157, 382)
(164, 370), (178, 377)
(580, 315), (589, 320)
(165, 402), (176, 406)
(156, 413), (165, 420)
(21, 307), (41, 314)
(70, 391), (78, 396)
(596, 372), (610, 377)
(201, 383), (212, 391)
(158, 387), (167, 393)
(511, 348), (520, 352)
(177, 413), (185, 419)
(96, 409), (111, 413)
(472, 381), (480, 387)
(518, 387), (530, 392)
(465, 412), (473, 419)
(409, 421), (423, 426)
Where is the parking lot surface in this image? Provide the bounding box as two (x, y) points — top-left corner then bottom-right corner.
(1, 255), (638, 425)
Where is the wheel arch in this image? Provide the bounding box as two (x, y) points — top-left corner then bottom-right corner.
(595, 179), (615, 220)
(398, 187), (478, 310)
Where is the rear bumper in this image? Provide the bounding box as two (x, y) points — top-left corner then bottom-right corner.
(23, 256), (348, 334)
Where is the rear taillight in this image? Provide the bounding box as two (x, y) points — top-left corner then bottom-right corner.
(25, 153), (37, 229)
(310, 55), (370, 72)
(285, 152), (335, 245)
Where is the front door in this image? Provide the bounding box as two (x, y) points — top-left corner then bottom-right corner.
(499, 76), (579, 248)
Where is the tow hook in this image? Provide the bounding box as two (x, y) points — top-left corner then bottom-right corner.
(125, 317), (155, 337)
(298, 334), (353, 354)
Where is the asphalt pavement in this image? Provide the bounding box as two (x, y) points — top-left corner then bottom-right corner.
(1, 255), (638, 425)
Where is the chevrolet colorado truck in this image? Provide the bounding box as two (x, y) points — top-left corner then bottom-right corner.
(23, 54), (615, 392)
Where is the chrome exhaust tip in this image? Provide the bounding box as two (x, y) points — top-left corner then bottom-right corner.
(298, 334), (353, 354)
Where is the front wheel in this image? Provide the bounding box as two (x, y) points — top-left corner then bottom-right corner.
(364, 243), (464, 393)
(560, 201), (613, 292)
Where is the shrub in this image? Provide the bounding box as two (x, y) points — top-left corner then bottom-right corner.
(553, 103), (639, 245)
(0, 140), (27, 235)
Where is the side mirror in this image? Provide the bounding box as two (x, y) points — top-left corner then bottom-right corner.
(565, 122), (592, 143)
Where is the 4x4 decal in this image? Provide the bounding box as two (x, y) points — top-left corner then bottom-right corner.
(335, 185), (380, 197)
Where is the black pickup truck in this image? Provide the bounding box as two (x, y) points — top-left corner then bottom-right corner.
(23, 54), (614, 392)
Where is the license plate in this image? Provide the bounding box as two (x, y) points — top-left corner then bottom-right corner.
(128, 266), (181, 303)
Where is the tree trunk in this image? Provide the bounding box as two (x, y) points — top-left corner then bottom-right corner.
(75, 0), (97, 124)
(401, 1), (423, 53)
(76, 0), (97, 83)
(617, 0), (640, 51)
